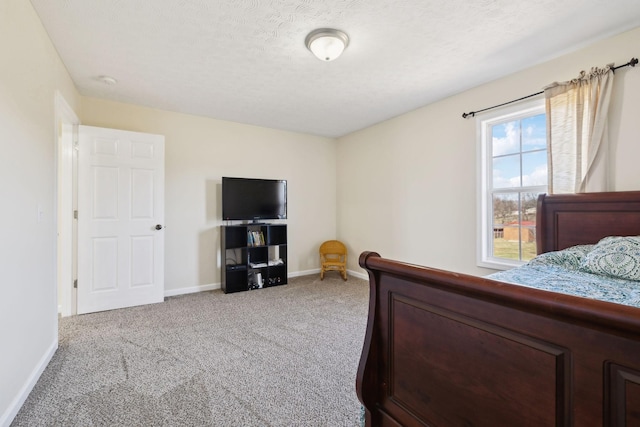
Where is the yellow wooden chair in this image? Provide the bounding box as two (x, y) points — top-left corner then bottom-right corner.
(319, 240), (347, 280)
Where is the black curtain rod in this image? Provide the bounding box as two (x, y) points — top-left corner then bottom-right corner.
(461, 57), (638, 118)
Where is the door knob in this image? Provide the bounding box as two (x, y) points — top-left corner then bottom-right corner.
(155, 224), (163, 230)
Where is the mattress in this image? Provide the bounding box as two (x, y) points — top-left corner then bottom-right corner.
(488, 238), (640, 308)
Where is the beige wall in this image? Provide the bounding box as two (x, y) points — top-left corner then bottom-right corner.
(80, 99), (337, 293)
(337, 27), (640, 276)
(0, 0), (79, 423)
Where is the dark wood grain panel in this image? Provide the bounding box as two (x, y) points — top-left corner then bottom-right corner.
(555, 211), (640, 250)
(389, 295), (568, 427)
(536, 191), (640, 254)
(607, 364), (640, 426)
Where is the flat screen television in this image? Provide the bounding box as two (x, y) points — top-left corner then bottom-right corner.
(222, 177), (287, 221)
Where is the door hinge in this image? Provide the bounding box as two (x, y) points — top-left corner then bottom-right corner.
(73, 279), (77, 289)
(74, 210), (78, 219)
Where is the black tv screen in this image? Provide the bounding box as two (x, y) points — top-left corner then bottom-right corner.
(222, 177), (287, 221)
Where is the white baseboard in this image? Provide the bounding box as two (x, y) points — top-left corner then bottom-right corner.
(163, 268), (368, 299)
(347, 269), (368, 280)
(164, 282), (221, 298)
(1, 339), (58, 427)
(288, 268), (320, 277)
(291, 268), (368, 280)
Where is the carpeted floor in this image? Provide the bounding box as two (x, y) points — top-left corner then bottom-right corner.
(12, 274), (369, 426)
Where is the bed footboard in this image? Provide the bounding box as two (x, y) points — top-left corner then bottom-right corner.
(356, 251), (640, 427)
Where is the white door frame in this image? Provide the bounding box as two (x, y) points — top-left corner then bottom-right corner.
(55, 91), (79, 317)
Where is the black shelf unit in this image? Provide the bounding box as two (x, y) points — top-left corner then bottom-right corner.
(221, 224), (287, 293)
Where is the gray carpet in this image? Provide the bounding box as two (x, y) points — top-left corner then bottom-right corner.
(12, 274), (369, 426)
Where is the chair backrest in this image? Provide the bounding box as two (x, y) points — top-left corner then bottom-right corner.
(319, 240), (347, 259)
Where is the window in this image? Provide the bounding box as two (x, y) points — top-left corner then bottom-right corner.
(478, 101), (547, 269)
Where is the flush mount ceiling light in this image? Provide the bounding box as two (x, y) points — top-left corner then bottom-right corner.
(305, 28), (349, 61)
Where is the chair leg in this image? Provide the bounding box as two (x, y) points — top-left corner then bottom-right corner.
(320, 270), (324, 280)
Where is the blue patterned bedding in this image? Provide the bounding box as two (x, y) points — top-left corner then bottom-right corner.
(488, 238), (640, 308)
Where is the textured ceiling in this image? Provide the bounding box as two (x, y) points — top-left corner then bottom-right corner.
(30, 0), (640, 138)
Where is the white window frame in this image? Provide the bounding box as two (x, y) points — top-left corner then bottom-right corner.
(477, 99), (546, 270)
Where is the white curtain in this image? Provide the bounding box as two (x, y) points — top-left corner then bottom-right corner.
(544, 64), (614, 193)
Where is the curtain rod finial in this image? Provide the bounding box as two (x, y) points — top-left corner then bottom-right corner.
(631, 57), (638, 67)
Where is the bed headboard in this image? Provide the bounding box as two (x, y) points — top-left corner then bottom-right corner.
(537, 191), (640, 254)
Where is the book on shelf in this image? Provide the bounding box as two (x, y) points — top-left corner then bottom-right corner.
(248, 230), (265, 246)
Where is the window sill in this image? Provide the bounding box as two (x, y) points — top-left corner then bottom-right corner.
(477, 258), (526, 271)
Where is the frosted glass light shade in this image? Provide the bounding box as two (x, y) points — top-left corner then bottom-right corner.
(305, 29), (349, 61)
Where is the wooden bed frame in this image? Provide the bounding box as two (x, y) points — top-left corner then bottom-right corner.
(356, 191), (640, 427)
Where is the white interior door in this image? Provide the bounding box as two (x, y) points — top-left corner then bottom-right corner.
(77, 125), (165, 314)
